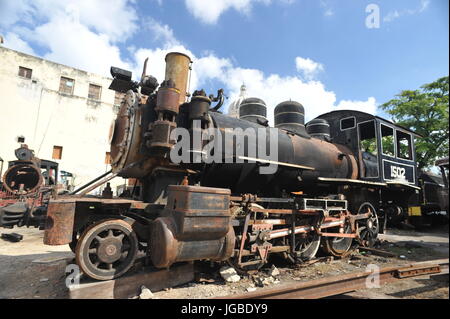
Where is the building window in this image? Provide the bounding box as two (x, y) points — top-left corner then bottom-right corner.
(59, 77), (75, 95)
(18, 66), (32, 79)
(88, 84), (102, 100)
(105, 152), (111, 164)
(52, 146), (63, 160)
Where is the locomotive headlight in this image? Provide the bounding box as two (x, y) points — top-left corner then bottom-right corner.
(110, 67), (132, 81)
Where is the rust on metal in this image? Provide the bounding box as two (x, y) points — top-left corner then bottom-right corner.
(358, 246), (397, 258)
(156, 84), (181, 114)
(217, 259), (448, 299)
(149, 185), (235, 268)
(164, 52), (192, 105)
(289, 133), (359, 180)
(43, 201), (76, 245)
(69, 262), (195, 299)
(2, 161), (43, 195)
(395, 265), (441, 278)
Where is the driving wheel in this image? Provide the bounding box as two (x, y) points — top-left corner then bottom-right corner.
(321, 222), (353, 257)
(283, 232), (321, 263)
(357, 202), (379, 247)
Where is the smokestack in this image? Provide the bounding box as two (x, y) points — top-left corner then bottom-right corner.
(164, 52), (192, 105)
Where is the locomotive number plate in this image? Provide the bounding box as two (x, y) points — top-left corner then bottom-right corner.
(382, 160), (415, 184)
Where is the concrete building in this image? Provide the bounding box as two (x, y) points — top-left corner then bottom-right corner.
(0, 46), (126, 194)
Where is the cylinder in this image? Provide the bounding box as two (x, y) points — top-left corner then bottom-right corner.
(306, 119), (331, 141)
(239, 97), (267, 125)
(274, 101), (307, 136)
(165, 52), (192, 105)
(149, 217), (235, 268)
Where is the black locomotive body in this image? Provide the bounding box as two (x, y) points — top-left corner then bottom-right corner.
(414, 158), (449, 226)
(31, 52), (426, 280)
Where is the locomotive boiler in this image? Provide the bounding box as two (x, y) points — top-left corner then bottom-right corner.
(40, 52), (421, 281)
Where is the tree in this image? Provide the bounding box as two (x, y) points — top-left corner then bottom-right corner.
(380, 76), (449, 169)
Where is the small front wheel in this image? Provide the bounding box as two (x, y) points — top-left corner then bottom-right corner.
(75, 219), (138, 281)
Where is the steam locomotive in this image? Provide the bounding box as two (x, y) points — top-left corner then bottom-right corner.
(0, 145), (59, 228)
(14, 53), (427, 281)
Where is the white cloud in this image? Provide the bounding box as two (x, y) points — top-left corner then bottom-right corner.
(2, 0), (377, 124)
(1, 0), (138, 42)
(320, 0), (334, 17)
(219, 66), (377, 124)
(184, 0), (286, 24)
(145, 18), (181, 48)
(384, 0), (430, 23)
(419, 0), (431, 12)
(2, 32), (36, 56)
(30, 13), (133, 76)
(178, 53), (376, 124)
(0, 0), (34, 28)
(335, 97), (377, 115)
(295, 57), (324, 80)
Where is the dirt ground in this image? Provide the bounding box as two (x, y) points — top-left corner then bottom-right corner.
(0, 225), (448, 299)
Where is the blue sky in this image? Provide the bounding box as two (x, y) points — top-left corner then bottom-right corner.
(1, 0), (448, 123)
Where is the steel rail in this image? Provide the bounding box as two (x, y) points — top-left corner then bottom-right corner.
(217, 258), (448, 299)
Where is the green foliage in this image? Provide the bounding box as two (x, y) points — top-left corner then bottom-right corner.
(361, 138), (377, 154)
(380, 76), (449, 169)
(381, 135), (395, 156)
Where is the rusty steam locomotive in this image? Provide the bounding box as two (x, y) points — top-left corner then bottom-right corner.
(0, 145), (60, 229)
(31, 52), (425, 281)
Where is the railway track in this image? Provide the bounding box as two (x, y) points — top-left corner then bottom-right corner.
(218, 258), (449, 299)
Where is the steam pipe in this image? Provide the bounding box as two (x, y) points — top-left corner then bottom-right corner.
(69, 170), (112, 195)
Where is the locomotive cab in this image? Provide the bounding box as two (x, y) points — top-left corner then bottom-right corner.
(309, 111), (422, 226)
(310, 110), (420, 186)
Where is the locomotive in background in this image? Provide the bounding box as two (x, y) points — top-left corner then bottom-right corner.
(0, 144), (73, 229)
(414, 157), (449, 227)
(4, 51), (443, 281)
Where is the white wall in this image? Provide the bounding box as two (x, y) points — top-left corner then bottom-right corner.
(0, 47), (126, 194)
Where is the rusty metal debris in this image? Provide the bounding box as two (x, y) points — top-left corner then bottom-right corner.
(217, 258), (449, 299)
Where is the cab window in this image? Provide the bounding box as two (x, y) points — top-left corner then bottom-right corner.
(396, 130), (412, 160)
(358, 120), (379, 178)
(381, 124), (395, 157)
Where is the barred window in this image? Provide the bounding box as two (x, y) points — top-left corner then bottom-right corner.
(18, 66), (32, 79)
(88, 84), (102, 100)
(59, 77), (75, 95)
